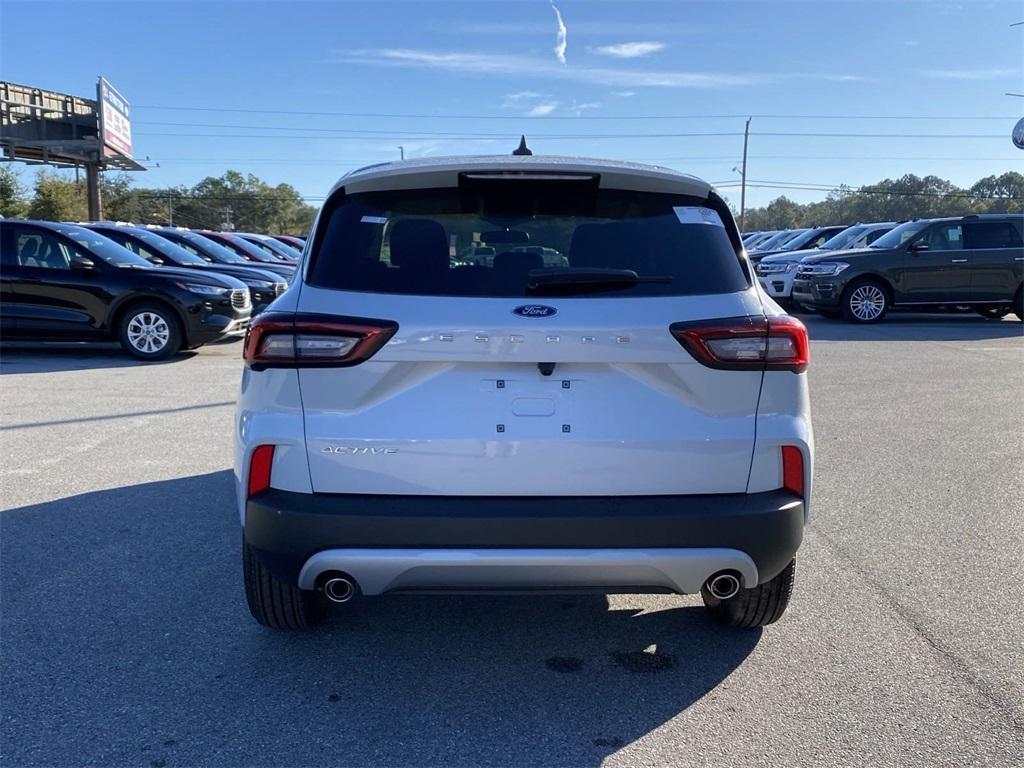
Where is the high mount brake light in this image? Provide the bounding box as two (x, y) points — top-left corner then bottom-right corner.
(243, 313), (398, 369)
(670, 315), (809, 373)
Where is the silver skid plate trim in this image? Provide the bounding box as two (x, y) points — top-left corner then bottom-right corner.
(297, 548), (759, 595)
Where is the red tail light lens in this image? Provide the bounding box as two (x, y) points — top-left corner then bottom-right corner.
(670, 315), (809, 373)
(781, 445), (804, 497)
(243, 313), (398, 369)
(248, 444), (275, 497)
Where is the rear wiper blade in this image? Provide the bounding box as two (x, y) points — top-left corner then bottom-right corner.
(526, 268), (672, 294)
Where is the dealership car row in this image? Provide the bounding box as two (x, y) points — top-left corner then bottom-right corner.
(745, 215), (1024, 322)
(0, 210), (1021, 361)
(0, 219), (303, 359)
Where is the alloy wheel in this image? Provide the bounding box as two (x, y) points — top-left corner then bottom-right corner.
(848, 284), (886, 321)
(126, 312), (171, 354)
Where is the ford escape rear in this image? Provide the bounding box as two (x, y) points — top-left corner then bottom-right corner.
(234, 154), (813, 630)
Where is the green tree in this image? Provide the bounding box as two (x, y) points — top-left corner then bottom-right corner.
(0, 166), (28, 218)
(27, 170), (87, 222)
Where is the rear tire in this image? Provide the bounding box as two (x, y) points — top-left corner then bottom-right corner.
(243, 539), (325, 630)
(118, 303), (182, 360)
(842, 279), (889, 323)
(1014, 287), (1024, 322)
(702, 559), (795, 628)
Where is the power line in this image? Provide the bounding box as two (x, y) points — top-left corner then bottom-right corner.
(134, 130), (1007, 141)
(133, 104), (1017, 121)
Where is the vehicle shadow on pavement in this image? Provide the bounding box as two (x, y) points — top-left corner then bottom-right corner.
(0, 470), (761, 767)
(798, 313), (1023, 342)
(0, 344), (198, 375)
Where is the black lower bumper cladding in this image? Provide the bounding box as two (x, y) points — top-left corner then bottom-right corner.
(245, 489), (805, 586)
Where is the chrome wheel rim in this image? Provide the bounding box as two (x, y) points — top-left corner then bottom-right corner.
(849, 285), (886, 321)
(126, 312), (170, 353)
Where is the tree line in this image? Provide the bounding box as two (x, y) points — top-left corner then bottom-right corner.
(738, 172), (1024, 231)
(2, 166), (1021, 236)
(0, 167), (316, 235)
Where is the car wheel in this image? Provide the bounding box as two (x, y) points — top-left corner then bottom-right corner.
(842, 279), (889, 323)
(1014, 287), (1024, 322)
(118, 304), (182, 360)
(243, 538), (325, 630)
(975, 306), (1010, 320)
(702, 559), (795, 628)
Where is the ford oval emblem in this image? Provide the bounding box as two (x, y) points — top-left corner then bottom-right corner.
(512, 304), (558, 318)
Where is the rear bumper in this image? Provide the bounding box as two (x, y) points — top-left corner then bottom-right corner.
(244, 489), (805, 591)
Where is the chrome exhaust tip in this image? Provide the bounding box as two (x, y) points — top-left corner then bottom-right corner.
(706, 572), (742, 600)
(323, 576), (355, 603)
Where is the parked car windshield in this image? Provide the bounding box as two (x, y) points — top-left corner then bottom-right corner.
(308, 184), (748, 298)
(820, 225), (868, 250)
(166, 230), (252, 264)
(753, 229), (801, 250)
(869, 220), (931, 249)
(54, 224), (154, 268)
(129, 229), (210, 265)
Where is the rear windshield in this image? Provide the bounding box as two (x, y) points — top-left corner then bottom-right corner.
(307, 183), (747, 298)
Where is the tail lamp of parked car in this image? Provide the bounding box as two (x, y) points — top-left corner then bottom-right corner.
(243, 313), (399, 370)
(669, 315), (809, 373)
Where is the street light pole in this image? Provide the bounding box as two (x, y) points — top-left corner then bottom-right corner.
(398, 145), (405, 160)
(739, 117), (751, 232)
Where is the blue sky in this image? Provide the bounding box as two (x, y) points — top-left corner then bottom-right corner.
(2, 0), (1021, 210)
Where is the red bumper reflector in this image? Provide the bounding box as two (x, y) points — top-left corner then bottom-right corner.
(781, 446), (804, 497)
(248, 444), (275, 497)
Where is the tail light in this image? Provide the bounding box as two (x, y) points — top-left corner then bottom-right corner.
(670, 315), (809, 373)
(248, 444), (275, 497)
(243, 312), (398, 369)
(781, 446), (804, 497)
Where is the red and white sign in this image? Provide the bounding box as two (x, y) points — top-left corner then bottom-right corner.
(98, 78), (133, 159)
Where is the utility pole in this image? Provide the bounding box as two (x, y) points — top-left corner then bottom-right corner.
(222, 207), (234, 231)
(167, 191), (174, 226)
(739, 117), (751, 232)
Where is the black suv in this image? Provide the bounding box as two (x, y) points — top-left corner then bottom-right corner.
(0, 220), (251, 359)
(82, 223), (287, 314)
(793, 215), (1024, 323)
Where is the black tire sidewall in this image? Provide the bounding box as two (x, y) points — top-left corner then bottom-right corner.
(118, 304), (182, 360)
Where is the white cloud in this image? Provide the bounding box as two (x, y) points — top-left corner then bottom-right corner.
(332, 49), (869, 90)
(919, 67), (1019, 80)
(611, 91), (636, 97)
(593, 41), (666, 59)
(903, 40), (921, 46)
(502, 91), (546, 105)
(527, 101), (559, 117)
(335, 49), (761, 88)
(551, 2), (567, 63)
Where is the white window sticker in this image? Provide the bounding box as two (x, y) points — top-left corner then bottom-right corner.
(674, 207), (724, 227)
(361, 215), (388, 225)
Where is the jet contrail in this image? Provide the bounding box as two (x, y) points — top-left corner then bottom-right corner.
(551, 2), (567, 63)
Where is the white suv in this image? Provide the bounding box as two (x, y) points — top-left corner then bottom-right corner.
(234, 153), (813, 630)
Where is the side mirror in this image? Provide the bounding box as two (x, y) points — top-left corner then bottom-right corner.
(69, 255), (95, 271)
(909, 242), (929, 252)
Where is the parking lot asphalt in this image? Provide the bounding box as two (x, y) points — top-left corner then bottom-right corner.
(1, 314), (1022, 768)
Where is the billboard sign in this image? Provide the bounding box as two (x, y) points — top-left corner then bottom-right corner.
(98, 77), (133, 159)
(1013, 117), (1024, 150)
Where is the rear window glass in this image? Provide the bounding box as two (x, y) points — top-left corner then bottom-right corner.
(307, 183), (747, 298)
